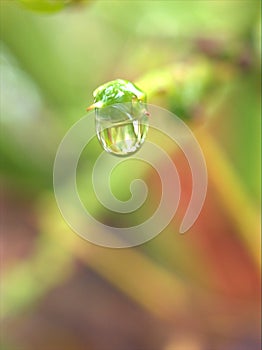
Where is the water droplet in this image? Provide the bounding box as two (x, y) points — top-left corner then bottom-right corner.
(95, 102), (149, 157)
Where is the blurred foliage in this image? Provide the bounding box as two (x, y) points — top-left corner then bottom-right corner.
(0, 1), (261, 349)
(19, 0), (68, 13)
(18, 0), (87, 13)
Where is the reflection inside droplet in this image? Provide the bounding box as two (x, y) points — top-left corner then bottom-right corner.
(95, 103), (149, 157)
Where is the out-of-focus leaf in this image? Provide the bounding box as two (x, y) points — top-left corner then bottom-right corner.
(18, 0), (90, 13)
(18, 0), (68, 13)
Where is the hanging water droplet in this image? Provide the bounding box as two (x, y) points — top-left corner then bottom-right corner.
(88, 79), (149, 157)
(96, 103), (149, 156)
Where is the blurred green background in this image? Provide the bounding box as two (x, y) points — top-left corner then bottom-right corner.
(0, 1), (261, 349)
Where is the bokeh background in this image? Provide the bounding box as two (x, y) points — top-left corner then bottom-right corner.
(1, 1), (261, 349)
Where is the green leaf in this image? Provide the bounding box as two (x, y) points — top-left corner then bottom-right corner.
(18, 0), (68, 13)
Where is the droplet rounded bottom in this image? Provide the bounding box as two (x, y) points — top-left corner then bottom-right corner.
(95, 103), (149, 157)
